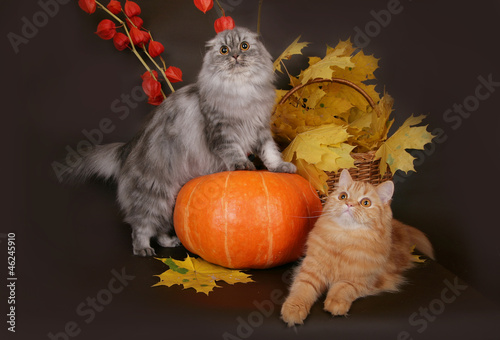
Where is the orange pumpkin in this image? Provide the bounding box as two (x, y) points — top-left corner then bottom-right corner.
(173, 171), (322, 269)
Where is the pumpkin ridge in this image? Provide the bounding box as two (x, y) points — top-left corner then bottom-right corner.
(222, 172), (232, 268)
(182, 179), (204, 251)
(274, 173), (296, 260)
(258, 172), (273, 267)
(298, 185), (311, 227)
(189, 176), (213, 257)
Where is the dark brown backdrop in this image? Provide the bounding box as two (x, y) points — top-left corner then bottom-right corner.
(2, 0), (500, 339)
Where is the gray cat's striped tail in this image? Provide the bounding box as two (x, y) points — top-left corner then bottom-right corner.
(66, 143), (125, 182)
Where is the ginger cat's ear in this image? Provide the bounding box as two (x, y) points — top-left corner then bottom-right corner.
(376, 181), (394, 204)
(338, 169), (353, 187)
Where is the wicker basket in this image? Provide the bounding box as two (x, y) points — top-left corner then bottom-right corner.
(275, 78), (392, 199)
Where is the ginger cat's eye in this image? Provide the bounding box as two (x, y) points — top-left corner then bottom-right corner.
(240, 41), (250, 51)
(360, 198), (371, 207)
(338, 192), (348, 200)
(220, 46), (229, 55)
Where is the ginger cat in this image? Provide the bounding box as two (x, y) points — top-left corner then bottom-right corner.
(281, 169), (434, 326)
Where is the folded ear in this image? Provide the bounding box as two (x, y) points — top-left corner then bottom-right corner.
(338, 169), (353, 187)
(205, 36), (217, 50)
(376, 181), (394, 204)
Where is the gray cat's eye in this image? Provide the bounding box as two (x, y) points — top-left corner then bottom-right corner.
(240, 41), (250, 51)
(220, 45), (229, 55)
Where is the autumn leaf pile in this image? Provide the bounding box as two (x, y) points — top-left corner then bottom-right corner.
(271, 38), (435, 195)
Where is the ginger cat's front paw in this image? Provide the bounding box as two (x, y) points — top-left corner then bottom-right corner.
(323, 297), (352, 316)
(281, 299), (310, 327)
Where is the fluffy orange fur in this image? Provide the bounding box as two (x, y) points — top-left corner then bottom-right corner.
(281, 169), (434, 326)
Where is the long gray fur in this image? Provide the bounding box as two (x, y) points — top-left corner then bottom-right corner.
(67, 27), (296, 256)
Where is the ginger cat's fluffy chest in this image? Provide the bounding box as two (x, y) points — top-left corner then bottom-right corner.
(306, 220), (391, 282)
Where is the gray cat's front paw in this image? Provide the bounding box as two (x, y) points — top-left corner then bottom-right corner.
(233, 160), (256, 171)
(270, 162), (297, 174)
(133, 246), (156, 257)
(157, 235), (181, 248)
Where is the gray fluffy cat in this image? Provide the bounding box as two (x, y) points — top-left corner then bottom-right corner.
(69, 27), (296, 256)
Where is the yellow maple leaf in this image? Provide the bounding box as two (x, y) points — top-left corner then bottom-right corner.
(315, 94), (354, 121)
(273, 36), (309, 73)
(294, 158), (329, 195)
(274, 89), (289, 105)
(375, 115), (435, 176)
(302, 108), (346, 128)
(369, 93), (394, 145)
(271, 103), (308, 143)
(410, 245), (426, 263)
(349, 109), (372, 130)
(348, 106), (369, 124)
(350, 50), (379, 80)
(347, 93), (395, 152)
(289, 83), (326, 109)
(282, 124), (350, 165)
(315, 143), (356, 173)
(301, 46), (355, 84)
(153, 255), (254, 295)
(326, 39), (356, 57)
(332, 143), (357, 170)
(307, 56), (322, 67)
(331, 50), (379, 83)
(303, 109), (328, 127)
(325, 39), (379, 84)
(323, 81), (378, 112)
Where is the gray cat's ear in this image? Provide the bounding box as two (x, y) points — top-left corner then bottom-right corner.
(376, 181), (394, 204)
(338, 169), (353, 187)
(205, 36), (218, 50)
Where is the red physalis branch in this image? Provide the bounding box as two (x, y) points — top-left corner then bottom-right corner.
(78, 0), (183, 106)
(193, 0), (235, 33)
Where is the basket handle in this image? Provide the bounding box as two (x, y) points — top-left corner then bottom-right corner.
(277, 78), (379, 116)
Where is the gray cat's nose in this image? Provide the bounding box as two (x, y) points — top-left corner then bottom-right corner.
(232, 54), (239, 60)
